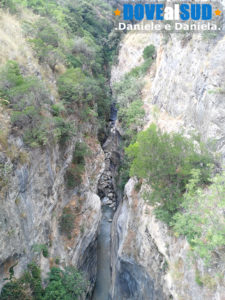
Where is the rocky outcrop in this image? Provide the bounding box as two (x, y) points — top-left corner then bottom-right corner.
(112, 31), (225, 159)
(111, 179), (225, 300)
(0, 129), (105, 293)
(98, 122), (122, 207)
(92, 120), (122, 300)
(111, 28), (225, 300)
(111, 179), (170, 300)
(0, 11), (105, 293)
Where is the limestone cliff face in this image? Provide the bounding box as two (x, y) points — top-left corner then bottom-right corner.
(0, 10), (105, 295)
(112, 31), (225, 158)
(111, 30), (225, 300)
(112, 179), (225, 300)
(0, 132), (104, 291)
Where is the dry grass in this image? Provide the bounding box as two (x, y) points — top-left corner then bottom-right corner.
(0, 11), (33, 66)
(0, 9), (60, 99)
(170, 258), (185, 282)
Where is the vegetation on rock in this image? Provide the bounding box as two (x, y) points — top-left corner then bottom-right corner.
(126, 124), (214, 223)
(0, 263), (87, 300)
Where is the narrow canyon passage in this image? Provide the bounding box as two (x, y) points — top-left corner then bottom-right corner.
(92, 205), (113, 300)
(92, 105), (120, 300)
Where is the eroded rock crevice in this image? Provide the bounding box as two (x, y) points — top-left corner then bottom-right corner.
(92, 118), (122, 300)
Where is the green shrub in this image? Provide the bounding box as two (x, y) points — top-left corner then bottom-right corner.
(0, 61), (75, 148)
(118, 100), (145, 139)
(0, 264), (88, 300)
(0, 61), (49, 108)
(64, 142), (87, 189)
(26, 263), (43, 300)
(173, 169), (225, 264)
(0, 0), (23, 13)
(43, 266), (87, 300)
(72, 142), (88, 165)
(51, 103), (65, 116)
(117, 155), (131, 192)
(59, 207), (75, 239)
(32, 244), (49, 258)
(53, 117), (76, 145)
(37, 22), (59, 47)
(57, 68), (106, 109)
(61, 266), (87, 299)
(0, 281), (28, 300)
(113, 75), (145, 142)
(43, 267), (67, 300)
(143, 45), (156, 60)
(28, 19), (65, 66)
(57, 68), (86, 103)
(11, 106), (41, 128)
(126, 124), (214, 223)
(128, 58), (153, 77)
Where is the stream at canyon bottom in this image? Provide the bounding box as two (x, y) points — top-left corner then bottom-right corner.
(92, 104), (119, 300)
(92, 205), (113, 300)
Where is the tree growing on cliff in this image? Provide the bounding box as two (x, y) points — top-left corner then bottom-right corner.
(126, 124), (214, 223)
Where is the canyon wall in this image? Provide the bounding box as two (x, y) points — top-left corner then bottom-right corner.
(111, 29), (225, 300)
(0, 10), (105, 296)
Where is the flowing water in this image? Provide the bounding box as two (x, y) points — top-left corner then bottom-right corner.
(92, 205), (113, 300)
(92, 105), (119, 300)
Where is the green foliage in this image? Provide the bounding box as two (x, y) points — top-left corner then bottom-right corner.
(0, 280), (29, 300)
(117, 155), (131, 192)
(128, 58), (153, 78)
(143, 45), (156, 60)
(26, 263), (43, 300)
(202, 31), (218, 40)
(0, 61), (75, 147)
(43, 267), (67, 300)
(52, 117), (75, 145)
(37, 22), (59, 47)
(0, 61), (49, 111)
(57, 68), (109, 124)
(32, 244), (49, 258)
(113, 44), (156, 144)
(173, 169), (225, 264)
(65, 142), (87, 189)
(0, 264), (87, 300)
(119, 100), (145, 140)
(0, 263), (44, 300)
(61, 266), (87, 299)
(57, 68), (85, 103)
(72, 142), (88, 165)
(28, 19), (65, 67)
(43, 267), (87, 300)
(51, 103), (65, 116)
(195, 269), (203, 286)
(2, 0), (119, 132)
(59, 207), (75, 239)
(113, 75), (144, 142)
(0, 0), (23, 13)
(126, 124), (214, 223)
(127, 45), (155, 78)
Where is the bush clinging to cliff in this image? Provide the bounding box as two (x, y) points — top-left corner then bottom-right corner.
(126, 124), (214, 223)
(173, 169), (225, 264)
(0, 264), (87, 300)
(143, 44), (156, 60)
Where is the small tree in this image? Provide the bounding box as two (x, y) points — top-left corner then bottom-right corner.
(59, 208), (75, 239)
(143, 45), (155, 60)
(126, 124), (213, 223)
